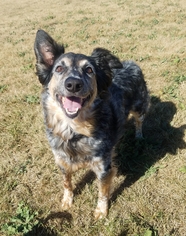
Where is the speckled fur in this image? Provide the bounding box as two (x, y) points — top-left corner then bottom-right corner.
(34, 30), (149, 219)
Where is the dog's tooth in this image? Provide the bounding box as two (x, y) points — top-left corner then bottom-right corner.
(75, 108), (79, 113)
(65, 108), (79, 115)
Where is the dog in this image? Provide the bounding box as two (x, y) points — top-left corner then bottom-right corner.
(34, 29), (149, 219)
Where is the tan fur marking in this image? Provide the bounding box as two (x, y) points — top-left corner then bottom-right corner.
(63, 172), (72, 192)
(72, 116), (95, 137)
(48, 57), (73, 96)
(61, 172), (73, 209)
(48, 75), (58, 98)
(55, 155), (91, 209)
(61, 57), (73, 67)
(46, 97), (73, 140)
(130, 111), (144, 138)
(94, 167), (116, 219)
(98, 167), (116, 198)
(55, 158), (73, 209)
(78, 59), (89, 67)
(55, 157), (72, 172)
(55, 156), (89, 173)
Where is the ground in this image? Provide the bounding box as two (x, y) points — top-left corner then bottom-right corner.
(0, 0), (186, 235)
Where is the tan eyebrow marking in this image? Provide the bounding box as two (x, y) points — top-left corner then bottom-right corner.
(61, 57), (73, 67)
(78, 59), (89, 68)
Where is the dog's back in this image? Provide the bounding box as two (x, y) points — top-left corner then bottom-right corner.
(112, 61), (149, 115)
(108, 60), (149, 139)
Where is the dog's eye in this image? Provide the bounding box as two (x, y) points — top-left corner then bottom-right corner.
(55, 66), (64, 73)
(85, 67), (93, 74)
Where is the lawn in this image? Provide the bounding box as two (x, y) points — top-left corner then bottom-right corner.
(0, 0), (186, 235)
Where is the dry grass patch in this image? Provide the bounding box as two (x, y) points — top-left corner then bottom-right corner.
(0, 0), (186, 235)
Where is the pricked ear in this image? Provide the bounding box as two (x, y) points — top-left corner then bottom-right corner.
(90, 48), (123, 99)
(34, 29), (65, 85)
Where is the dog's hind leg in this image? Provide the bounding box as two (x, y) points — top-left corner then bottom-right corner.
(130, 111), (145, 138)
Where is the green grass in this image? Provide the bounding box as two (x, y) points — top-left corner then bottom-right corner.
(0, 0), (186, 235)
(1, 202), (39, 235)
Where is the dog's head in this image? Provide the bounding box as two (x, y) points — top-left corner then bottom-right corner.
(34, 30), (122, 119)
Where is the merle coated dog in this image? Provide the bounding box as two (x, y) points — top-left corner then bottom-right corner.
(34, 29), (149, 219)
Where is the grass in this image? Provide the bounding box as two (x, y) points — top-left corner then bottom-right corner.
(0, 0), (186, 235)
(1, 202), (39, 235)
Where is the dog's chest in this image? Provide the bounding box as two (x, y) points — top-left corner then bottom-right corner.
(48, 129), (97, 163)
(53, 133), (104, 172)
(65, 134), (93, 159)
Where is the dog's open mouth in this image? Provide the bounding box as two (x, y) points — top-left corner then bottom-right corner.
(57, 95), (89, 118)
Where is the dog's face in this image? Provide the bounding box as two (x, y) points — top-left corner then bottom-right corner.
(34, 30), (123, 119)
(48, 52), (98, 118)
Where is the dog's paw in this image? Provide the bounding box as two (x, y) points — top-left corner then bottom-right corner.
(94, 196), (109, 219)
(94, 206), (108, 220)
(61, 190), (73, 210)
(61, 198), (73, 210)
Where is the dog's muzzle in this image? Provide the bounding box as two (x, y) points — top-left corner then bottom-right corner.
(56, 77), (90, 119)
(65, 77), (83, 93)
(57, 95), (90, 119)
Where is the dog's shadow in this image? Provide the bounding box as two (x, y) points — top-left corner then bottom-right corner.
(111, 95), (186, 201)
(41, 96), (185, 230)
(25, 212), (72, 236)
(75, 96), (186, 202)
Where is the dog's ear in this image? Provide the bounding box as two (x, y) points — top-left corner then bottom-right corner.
(91, 48), (123, 98)
(34, 29), (65, 85)
(91, 47), (123, 69)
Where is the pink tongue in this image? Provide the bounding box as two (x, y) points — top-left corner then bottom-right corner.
(63, 96), (82, 112)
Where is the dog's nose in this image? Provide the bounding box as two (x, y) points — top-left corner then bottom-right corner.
(65, 77), (83, 93)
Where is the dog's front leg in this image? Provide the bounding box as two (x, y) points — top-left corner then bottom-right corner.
(93, 162), (116, 219)
(55, 157), (74, 210)
(61, 170), (73, 210)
